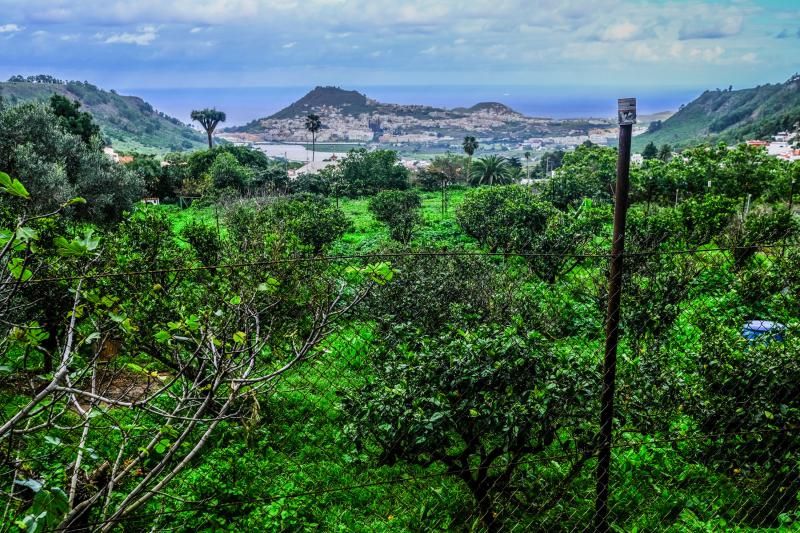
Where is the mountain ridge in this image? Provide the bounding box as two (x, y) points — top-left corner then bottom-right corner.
(0, 77), (206, 153)
(634, 74), (800, 150)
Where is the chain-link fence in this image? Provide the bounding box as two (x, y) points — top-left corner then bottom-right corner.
(1, 218), (799, 531)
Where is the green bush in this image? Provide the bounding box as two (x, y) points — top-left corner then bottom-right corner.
(181, 220), (221, 267)
(368, 189), (422, 244)
(456, 185), (554, 252)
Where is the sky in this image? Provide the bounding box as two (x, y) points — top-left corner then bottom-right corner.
(0, 0), (798, 93)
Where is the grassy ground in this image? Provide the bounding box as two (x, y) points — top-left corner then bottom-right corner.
(333, 188), (473, 253)
(161, 188), (475, 254)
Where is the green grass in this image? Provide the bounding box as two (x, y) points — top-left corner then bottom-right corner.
(161, 188), (474, 254)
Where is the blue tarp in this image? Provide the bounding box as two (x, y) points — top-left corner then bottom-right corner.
(742, 320), (785, 342)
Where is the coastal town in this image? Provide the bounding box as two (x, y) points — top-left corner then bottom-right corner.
(220, 86), (621, 150)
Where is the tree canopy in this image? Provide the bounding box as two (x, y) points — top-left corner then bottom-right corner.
(191, 108), (226, 149)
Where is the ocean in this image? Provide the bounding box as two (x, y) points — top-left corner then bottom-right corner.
(124, 85), (702, 127)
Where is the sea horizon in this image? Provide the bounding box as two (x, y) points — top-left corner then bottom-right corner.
(124, 85), (703, 127)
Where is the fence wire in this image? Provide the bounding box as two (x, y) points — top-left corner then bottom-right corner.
(2, 235), (800, 532)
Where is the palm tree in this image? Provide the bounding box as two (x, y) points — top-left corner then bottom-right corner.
(524, 151), (532, 180)
(506, 166), (524, 183)
(191, 108), (226, 149)
(471, 155), (510, 186)
(305, 113), (322, 162)
(462, 136), (479, 181)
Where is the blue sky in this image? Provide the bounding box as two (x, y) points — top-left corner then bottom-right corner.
(0, 0), (798, 91)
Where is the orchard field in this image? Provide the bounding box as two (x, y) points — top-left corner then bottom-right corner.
(2, 99), (800, 531)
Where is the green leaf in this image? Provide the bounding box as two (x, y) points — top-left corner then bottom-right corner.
(229, 295), (242, 305)
(15, 227), (38, 243)
(0, 172), (30, 200)
(54, 229), (100, 257)
(257, 277), (280, 294)
(232, 331), (246, 344)
(126, 363), (145, 373)
(8, 258), (33, 282)
(64, 197), (86, 206)
(14, 478), (43, 493)
(154, 330), (171, 343)
(154, 438), (171, 454)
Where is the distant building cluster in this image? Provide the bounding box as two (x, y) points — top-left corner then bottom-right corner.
(525, 133), (611, 149)
(747, 131), (800, 162)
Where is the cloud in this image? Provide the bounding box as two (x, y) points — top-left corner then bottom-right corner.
(104, 27), (158, 46)
(19, 0), (261, 25)
(630, 42), (659, 62)
(740, 52), (758, 63)
(0, 24), (23, 33)
(598, 21), (641, 42)
(679, 15), (742, 40)
(0, 0), (793, 90)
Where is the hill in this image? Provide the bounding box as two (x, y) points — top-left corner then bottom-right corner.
(227, 86), (614, 144)
(269, 86), (376, 119)
(634, 74), (800, 150)
(461, 102), (520, 115)
(0, 76), (206, 153)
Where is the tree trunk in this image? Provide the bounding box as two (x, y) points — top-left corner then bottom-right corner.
(474, 480), (499, 533)
(207, 130), (213, 149)
(42, 317), (58, 373)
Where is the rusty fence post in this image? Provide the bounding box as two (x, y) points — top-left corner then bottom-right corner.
(594, 97), (635, 532)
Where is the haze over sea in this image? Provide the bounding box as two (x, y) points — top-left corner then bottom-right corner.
(126, 85), (702, 127)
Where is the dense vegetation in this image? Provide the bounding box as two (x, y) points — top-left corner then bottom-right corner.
(1, 76), (205, 152)
(634, 74), (800, 150)
(2, 94), (800, 531)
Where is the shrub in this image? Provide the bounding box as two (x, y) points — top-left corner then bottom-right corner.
(337, 149), (409, 197)
(181, 221), (221, 267)
(368, 189), (422, 244)
(209, 152), (253, 190)
(225, 194), (350, 255)
(343, 323), (597, 531)
(456, 185), (554, 252)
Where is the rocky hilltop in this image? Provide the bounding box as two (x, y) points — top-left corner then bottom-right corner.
(227, 86), (613, 144)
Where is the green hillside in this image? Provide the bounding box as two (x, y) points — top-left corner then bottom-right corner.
(634, 74), (800, 150)
(0, 77), (205, 153)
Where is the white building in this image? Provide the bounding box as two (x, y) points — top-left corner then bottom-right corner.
(768, 142), (793, 157)
(103, 147), (120, 163)
(289, 157), (340, 178)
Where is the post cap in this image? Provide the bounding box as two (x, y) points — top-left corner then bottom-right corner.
(618, 98), (637, 125)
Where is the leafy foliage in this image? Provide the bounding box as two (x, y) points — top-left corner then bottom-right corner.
(0, 102), (144, 222)
(368, 189), (423, 244)
(336, 149), (409, 197)
(49, 94), (101, 144)
(344, 324), (597, 530)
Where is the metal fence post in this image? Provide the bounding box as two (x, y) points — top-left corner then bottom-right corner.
(595, 97), (635, 532)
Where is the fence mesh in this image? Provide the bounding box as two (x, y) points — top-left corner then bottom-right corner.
(2, 233), (800, 531)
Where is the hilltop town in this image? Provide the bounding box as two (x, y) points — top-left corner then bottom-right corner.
(223, 86), (620, 149)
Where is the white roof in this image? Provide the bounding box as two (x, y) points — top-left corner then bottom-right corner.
(291, 159), (339, 177)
